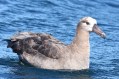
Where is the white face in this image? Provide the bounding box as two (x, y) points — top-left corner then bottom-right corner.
(80, 17), (97, 32)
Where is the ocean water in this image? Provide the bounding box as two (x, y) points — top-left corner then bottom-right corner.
(0, 0), (119, 79)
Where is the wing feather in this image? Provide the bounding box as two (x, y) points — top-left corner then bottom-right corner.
(8, 32), (65, 59)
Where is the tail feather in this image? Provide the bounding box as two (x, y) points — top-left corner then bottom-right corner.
(2, 39), (12, 48)
(2, 39), (11, 42)
(4, 32), (36, 55)
(4, 39), (22, 54)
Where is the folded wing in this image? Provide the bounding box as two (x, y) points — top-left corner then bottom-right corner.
(7, 32), (65, 59)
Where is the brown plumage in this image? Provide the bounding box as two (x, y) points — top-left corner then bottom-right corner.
(6, 17), (106, 70)
(8, 32), (65, 58)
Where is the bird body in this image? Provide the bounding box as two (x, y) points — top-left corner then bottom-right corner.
(6, 17), (106, 70)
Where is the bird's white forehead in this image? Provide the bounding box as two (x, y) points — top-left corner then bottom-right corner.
(80, 17), (97, 24)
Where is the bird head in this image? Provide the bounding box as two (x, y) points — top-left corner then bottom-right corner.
(79, 17), (106, 38)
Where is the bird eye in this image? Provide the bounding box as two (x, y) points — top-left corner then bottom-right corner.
(86, 22), (90, 25)
(82, 21), (85, 23)
(82, 21), (90, 25)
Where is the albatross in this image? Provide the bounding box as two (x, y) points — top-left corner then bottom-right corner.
(6, 17), (106, 70)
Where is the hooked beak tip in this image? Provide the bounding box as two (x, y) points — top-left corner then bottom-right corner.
(93, 24), (106, 39)
(101, 33), (106, 39)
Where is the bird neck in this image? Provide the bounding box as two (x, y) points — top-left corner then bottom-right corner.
(71, 26), (90, 49)
(67, 25), (90, 69)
